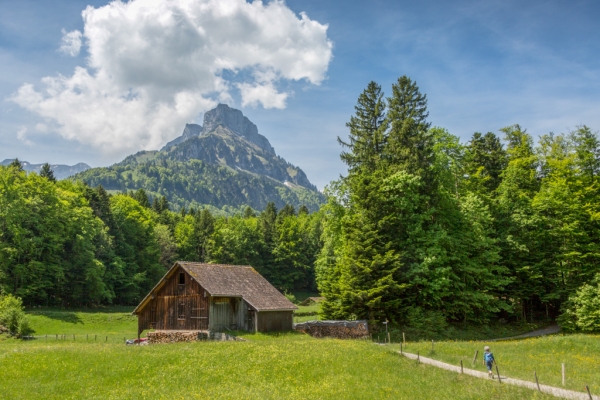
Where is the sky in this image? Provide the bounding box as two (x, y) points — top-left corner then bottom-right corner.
(1, 0), (599, 190)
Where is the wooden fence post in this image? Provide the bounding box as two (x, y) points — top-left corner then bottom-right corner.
(387, 332), (391, 344)
(460, 360), (463, 374)
(432, 340), (434, 352)
(417, 351), (420, 364)
(534, 371), (540, 391)
(586, 386), (592, 400)
(496, 365), (501, 383)
(562, 363), (565, 386)
(472, 350), (478, 365)
(402, 332), (406, 344)
(400, 342), (403, 354)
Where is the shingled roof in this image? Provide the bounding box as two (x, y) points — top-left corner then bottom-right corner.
(134, 262), (297, 313)
(179, 262), (297, 311)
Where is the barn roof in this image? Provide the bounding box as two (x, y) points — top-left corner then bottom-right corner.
(180, 262), (297, 311)
(133, 262), (297, 314)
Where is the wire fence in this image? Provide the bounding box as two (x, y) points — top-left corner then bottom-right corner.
(21, 334), (136, 344)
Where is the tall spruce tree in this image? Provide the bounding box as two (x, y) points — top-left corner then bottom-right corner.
(39, 163), (56, 182)
(9, 159), (23, 172)
(385, 76), (433, 180)
(193, 209), (215, 262)
(338, 81), (388, 173)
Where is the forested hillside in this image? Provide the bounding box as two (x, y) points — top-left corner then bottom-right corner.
(73, 152), (324, 214)
(316, 77), (600, 332)
(0, 162), (322, 306)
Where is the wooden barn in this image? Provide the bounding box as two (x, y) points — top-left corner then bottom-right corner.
(133, 262), (297, 337)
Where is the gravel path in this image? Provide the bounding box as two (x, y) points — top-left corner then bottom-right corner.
(488, 324), (561, 341)
(400, 351), (597, 400)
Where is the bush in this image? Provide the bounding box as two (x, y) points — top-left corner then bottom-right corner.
(389, 306), (451, 341)
(558, 274), (600, 332)
(0, 293), (33, 337)
(284, 291), (297, 304)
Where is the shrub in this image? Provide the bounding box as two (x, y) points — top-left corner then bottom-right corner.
(558, 274), (600, 332)
(0, 293), (33, 337)
(284, 291), (297, 304)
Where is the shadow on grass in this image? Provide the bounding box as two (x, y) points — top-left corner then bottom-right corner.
(25, 306), (136, 324)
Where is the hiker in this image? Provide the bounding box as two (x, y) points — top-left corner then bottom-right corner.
(483, 346), (495, 378)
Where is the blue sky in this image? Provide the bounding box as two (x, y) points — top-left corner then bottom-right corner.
(1, 0), (599, 190)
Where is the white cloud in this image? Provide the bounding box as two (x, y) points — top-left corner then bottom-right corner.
(59, 29), (83, 57)
(17, 127), (34, 146)
(12, 0), (333, 155)
(238, 81), (289, 109)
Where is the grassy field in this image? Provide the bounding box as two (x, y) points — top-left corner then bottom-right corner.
(293, 302), (321, 323)
(407, 334), (600, 394)
(1, 332), (557, 400)
(22, 306), (137, 342)
(0, 308), (595, 399)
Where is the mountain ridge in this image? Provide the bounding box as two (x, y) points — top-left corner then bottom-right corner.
(1, 159), (91, 179)
(72, 104), (324, 212)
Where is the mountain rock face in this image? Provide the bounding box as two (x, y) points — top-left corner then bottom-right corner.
(1, 159), (91, 179)
(72, 104), (324, 212)
(161, 104), (275, 154)
(202, 104), (275, 153)
(161, 123), (202, 151)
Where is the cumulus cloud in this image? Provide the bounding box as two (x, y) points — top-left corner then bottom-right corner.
(59, 29), (83, 56)
(11, 0), (333, 155)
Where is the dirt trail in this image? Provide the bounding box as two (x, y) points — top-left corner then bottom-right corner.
(400, 351), (597, 400)
(488, 324), (561, 341)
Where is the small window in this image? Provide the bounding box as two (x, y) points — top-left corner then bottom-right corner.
(179, 272), (185, 285)
(178, 302), (185, 320)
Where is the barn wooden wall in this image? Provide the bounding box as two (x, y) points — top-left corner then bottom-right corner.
(137, 267), (209, 334)
(208, 297), (250, 331)
(257, 311), (293, 332)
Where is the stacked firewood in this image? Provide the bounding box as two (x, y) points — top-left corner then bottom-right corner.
(294, 320), (369, 339)
(147, 331), (208, 344)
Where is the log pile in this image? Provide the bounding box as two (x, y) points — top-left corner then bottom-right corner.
(294, 320), (369, 339)
(147, 330), (208, 344)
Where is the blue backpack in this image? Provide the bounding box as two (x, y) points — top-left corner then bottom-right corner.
(484, 352), (495, 363)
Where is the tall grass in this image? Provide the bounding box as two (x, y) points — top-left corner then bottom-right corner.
(408, 334), (600, 393)
(0, 333), (554, 400)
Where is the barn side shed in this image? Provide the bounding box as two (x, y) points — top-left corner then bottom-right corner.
(133, 262), (297, 336)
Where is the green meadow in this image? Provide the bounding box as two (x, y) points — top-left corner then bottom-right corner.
(0, 308), (597, 399)
(408, 334), (600, 394)
(1, 332), (556, 400)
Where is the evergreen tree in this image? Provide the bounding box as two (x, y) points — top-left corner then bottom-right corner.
(243, 206), (256, 218)
(465, 132), (507, 193)
(132, 188), (150, 208)
(338, 81), (388, 173)
(193, 209), (215, 262)
(298, 205), (309, 215)
(39, 163), (56, 182)
(159, 196), (170, 213)
(277, 204), (296, 222)
(385, 76), (434, 182)
(9, 159), (23, 172)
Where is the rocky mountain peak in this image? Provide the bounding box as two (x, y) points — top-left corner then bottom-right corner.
(201, 104), (275, 154)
